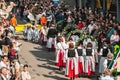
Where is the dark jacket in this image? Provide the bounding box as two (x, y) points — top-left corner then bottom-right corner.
(4, 37), (12, 45)
(47, 27), (57, 38)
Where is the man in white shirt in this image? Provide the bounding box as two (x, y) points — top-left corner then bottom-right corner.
(0, 67), (9, 80)
(88, 20), (95, 35)
(0, 56), (8, 69)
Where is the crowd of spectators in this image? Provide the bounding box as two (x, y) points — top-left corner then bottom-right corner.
(0, 0), (33, 80)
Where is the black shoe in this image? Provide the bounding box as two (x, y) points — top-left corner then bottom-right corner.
(78, 74), (82, 77)
(59, 67), (61, 71)
(70, 78), (74, 80)
(48, 48), (51, 52)
(59, 67), (63, 71)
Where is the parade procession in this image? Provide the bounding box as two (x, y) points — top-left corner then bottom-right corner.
(0, 0), (119, 80)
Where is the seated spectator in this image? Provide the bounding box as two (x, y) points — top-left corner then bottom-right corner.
(100, 69), (114, 80)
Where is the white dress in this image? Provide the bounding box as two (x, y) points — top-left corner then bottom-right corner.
(55, 42), (67, 67)
(84, 48), (95, 75)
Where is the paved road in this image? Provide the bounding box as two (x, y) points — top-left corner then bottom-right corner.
(17, 33), (98, 80)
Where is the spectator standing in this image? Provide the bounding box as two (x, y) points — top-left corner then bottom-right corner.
(40, 14), (47, 27)
(10, 14), (17, 29)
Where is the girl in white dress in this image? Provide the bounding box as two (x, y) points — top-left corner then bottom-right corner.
(76, 41), (84, 74)
(65, 42), (78, 80)
(55, 36), (67, 70)
(84, 42), (95, 76)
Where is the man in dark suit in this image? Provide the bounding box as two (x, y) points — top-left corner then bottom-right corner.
(47, 25), (57, 39)
(4, 32), (12, 46)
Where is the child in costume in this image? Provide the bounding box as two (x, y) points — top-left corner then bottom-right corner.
(65, 42), (78, 80)
(76, 41), (84, 74)
(55, 36), (67, 70)
(84, 42), (95, 76)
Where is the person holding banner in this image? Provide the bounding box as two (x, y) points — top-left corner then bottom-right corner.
(103, 53), (114, 70)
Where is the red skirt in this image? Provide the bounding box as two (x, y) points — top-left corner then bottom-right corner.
(78, 58), (83, 74)
(66, 59), (78, 78)
(55, 50), (66, 67)
(52, 44), (54, 49)
(84, 60), (95, 76)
